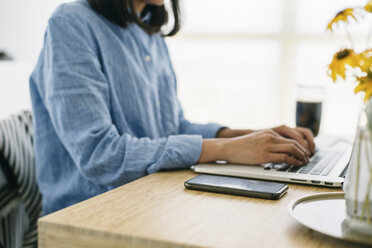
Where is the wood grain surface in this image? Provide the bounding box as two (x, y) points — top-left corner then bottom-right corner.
(38, 170), (370, 248)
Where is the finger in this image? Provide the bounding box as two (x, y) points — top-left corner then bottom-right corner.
(272, 136), (309, 161)
(266, 129), (282, 137)
(269, 153), (304, 166)
(296, 127), (315, 155)
(274, 127), (311, 156)
(269, 144), (309, 163)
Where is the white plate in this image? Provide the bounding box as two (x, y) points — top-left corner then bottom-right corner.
(288, 192), (372, 245)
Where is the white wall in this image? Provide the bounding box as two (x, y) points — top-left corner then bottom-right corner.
(0, 0), (67, 61)
(0, 0), (67, 118)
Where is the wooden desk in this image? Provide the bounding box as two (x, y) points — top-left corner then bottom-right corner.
(38, 170), (369, 248)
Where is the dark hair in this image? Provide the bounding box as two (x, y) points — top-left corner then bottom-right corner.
(87, 0), (180, 36)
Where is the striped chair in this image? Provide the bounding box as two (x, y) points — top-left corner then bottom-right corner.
(0, 111), (41, 248)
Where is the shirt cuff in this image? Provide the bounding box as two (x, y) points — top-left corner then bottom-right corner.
(147, 134), (203, 174)
(199, 123), (226, 139)
(182, 123), (225, 139)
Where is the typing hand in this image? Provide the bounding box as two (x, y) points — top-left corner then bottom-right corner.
(199, 129), (309, 166)
(271, 125), (315, 156)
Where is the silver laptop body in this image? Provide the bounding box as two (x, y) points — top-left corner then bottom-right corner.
(192, 140), (352, 188)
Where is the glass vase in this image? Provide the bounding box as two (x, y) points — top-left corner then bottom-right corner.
(343, 101), (372, 234)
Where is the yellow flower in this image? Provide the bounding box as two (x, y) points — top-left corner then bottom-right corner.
(327, 8), (357, 32)
(358, 49), (372, 73)
(328, 49), (359, 82)
(365, 0), (372, 13)
(355, 77), (372, 101)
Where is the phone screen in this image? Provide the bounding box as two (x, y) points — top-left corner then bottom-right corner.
(185, 174), (288, 199)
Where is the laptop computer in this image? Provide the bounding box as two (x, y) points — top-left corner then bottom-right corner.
(192, 139), (353, 188)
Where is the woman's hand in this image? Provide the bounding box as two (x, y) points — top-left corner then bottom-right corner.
(217, 125), (315, 156)
(271, 125), (315, 156)
(199, 129), (309, 166)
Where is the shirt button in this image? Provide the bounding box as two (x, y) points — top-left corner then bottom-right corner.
(145, 55), (151, 62)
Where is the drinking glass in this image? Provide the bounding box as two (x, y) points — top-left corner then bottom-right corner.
(295, 85), (324, 137)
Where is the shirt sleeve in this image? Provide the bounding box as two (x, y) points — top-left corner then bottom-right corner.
(177, 102), (225, 139)
(36, 14), (203, 187)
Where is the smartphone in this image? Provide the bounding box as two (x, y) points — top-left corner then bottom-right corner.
(184, 174), (288, 200)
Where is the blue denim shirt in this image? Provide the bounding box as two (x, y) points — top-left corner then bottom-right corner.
(30, 0), (222, 215)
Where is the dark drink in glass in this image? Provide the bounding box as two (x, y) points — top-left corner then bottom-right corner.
(296, 101), (322, 137)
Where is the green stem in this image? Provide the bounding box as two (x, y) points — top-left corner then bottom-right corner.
(357, 132), (370, 221)
(361, 175), (372, 222)
(357, 126), (372, 223)
(366, 178), (372, 223)
(365, 128), (372, 223)
(354, 130), (363, 217)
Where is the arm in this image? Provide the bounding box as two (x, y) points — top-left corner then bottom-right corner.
(198, 129), (310, 165)
(217, 126), (315, 155)
(37, 15), (203, 187)
(177, 104), (313, 162)
(216, 128), (254, 138)
(178, 104), (224, 138)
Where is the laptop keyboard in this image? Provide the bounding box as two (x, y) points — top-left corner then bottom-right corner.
(263, 150), (343, 176)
